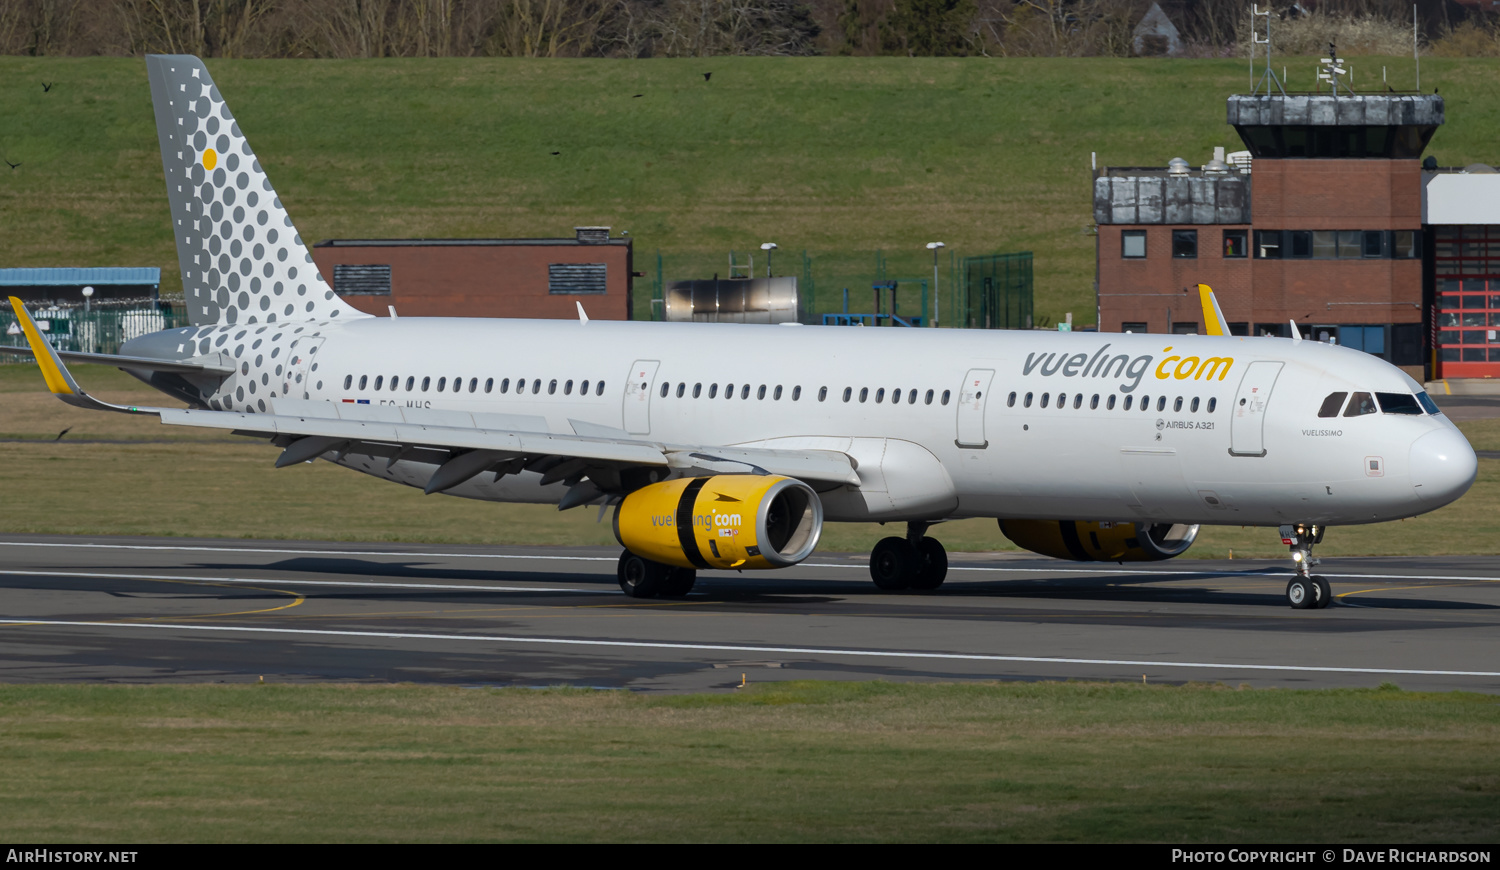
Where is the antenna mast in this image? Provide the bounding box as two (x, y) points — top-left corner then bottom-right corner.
(1251, 4), (1287, 96)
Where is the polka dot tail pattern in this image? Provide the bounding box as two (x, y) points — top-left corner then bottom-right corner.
(145, 55), (370, 329)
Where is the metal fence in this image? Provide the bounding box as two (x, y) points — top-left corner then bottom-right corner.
(959, 252), (1033, 330)
(0, 306), (191, 359)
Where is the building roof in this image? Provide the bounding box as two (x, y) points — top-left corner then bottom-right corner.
(0, 267), (161, 286)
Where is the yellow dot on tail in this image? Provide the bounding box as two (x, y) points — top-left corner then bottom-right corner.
(202, 149), (217, 170)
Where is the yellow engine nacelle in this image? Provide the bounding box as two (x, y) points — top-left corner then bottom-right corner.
(998, 519), (1198, 562)
(614, 475), (823, 570)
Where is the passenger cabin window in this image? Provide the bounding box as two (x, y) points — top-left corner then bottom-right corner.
(793, 386), (802, 401)
(1207, 397), (1217, 413)
(1007, 392), (1017, 407)
(843, 388), (852, 403)
(596, 381), (605, 396)
(709, 384), (718, 399)
(774, 385), (783, 400)
(500, 378), (510, 393)
(660, 383), (670, 398)
(1376, 392), (1423, 415)
(1124, 395), (1134, 410)
(875, 388), (886, 403)
(1040, 393), (1050, 408)
(343, 375), (353, 390)
(422, 377), (431, 392)
(564, 380), (573, 395)
(859, 388), (868, 403)
(693, 383), (702, 398)
(941, 390), (950, 405)
(758, 385), (767, 400)
(819, 387), (828, 402)
(1318, 392), (1348, 417)
(1173, 396), (1183, 412)
(1344, 392), (1377, 417)
(741, 385), (750, 400)
(486, 378), (494, 393)
(1024, 392), (1033, 408)
(925, 389), (934, 405)
(1107, 395), (1116, 410)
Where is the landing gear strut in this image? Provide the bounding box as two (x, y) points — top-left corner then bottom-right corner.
(869, 522), (948, 592)
(1280, 524), (1332, 610)
(617, 550), (696, 599)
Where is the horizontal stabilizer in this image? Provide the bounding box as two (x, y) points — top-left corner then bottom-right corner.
(0, 344), (234, 376)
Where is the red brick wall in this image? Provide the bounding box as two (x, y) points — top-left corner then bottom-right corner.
(1098, 225), (1253, 333)
(1098, 159), (1423, 335)
(1251, 160), (1421, 228)
(313, 242), (633, 320)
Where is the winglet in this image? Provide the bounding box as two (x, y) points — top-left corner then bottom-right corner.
(576, 301), (589, 324)
(1289, 319), (1302, 344)
(7, 296), (160, 416)
(8, 296), (81, 396)
(1197, 284), (1230, 337)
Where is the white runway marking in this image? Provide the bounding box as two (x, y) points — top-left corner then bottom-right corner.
(3, 618), (1498, 679)
(0, 569), (605, 595)
(2, 540), (1498, 584)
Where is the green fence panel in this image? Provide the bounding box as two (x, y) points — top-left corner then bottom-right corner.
(0, 307), (190, 359)
(960, 252), (1033, 330)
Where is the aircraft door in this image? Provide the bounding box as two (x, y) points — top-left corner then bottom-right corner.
(955, 368), (995, 448)
(1229, 361), (1283, 456)
(623, 359), (660, 434)
(284, 336), (326, 401)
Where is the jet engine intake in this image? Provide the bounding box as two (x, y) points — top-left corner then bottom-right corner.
(998, 519), (1198, 562)
(614, 474), (823, 570)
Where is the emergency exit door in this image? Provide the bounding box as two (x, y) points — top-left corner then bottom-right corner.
(622, 359), (659, 435)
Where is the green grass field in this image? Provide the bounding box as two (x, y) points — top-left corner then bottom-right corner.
(3, 56), (1499, 322)
(0, 681), (1494, 842)
(0, 363), (1496, 558)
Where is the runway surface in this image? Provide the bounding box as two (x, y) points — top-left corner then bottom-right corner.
(1, 535), (1498, 693)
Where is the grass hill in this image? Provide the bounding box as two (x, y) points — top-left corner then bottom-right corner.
(1, 55), (1498, 324)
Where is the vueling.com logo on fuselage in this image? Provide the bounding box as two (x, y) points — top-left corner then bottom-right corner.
(1021, 344), (1233, 394)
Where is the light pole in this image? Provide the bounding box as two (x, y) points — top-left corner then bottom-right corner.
(760, 242), (777, 278)
(925, 243), (944, 327)
(82, 285), (94, 315)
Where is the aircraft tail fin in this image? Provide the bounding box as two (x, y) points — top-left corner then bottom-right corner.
(145, 55), (369, 328)
(1197, 284), (1231, 336)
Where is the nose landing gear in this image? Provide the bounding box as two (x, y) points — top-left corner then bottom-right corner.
(1280, 524), (1333, 609)
(869, 522), (948, 591)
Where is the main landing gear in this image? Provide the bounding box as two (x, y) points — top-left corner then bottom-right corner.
(1280, 523), (1333, 610)
(617, 551), (696, 599)
(869, 522), (948, 592)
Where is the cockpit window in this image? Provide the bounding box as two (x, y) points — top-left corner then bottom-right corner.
(1317, 392), (1348, 418)
(1416, 392), (1441, 415)
(1343, 392), (1377, 417)
(1376, 392), (1423, 415)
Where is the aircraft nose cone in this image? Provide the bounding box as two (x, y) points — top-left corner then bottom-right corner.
(1409, 427), (1478, 507)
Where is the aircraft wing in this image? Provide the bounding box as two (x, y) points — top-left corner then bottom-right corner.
(158, 400), (861, 507)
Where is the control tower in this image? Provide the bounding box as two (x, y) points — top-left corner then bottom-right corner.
(1095, 74), (1443, 381)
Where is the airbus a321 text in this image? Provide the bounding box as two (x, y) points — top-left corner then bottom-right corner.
(2, 56), (1478, 609)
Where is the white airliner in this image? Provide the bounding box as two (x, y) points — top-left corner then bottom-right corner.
(2, 56), (1479, 609)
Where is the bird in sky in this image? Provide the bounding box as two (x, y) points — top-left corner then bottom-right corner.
(55, 427), (72, 441)
(3, 159), (19, 170)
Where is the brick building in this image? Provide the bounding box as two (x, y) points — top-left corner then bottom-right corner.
(312, 227), (634, 321)
(1095, 93), (1442, 381)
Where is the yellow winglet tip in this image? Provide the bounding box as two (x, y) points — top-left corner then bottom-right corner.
(8, 296), (77, 395)
(1197, 283), (1229, 337)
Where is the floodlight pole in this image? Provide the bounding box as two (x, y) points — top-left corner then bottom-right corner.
(926, 242), (945, 327)
(760, 242), (777, 278)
